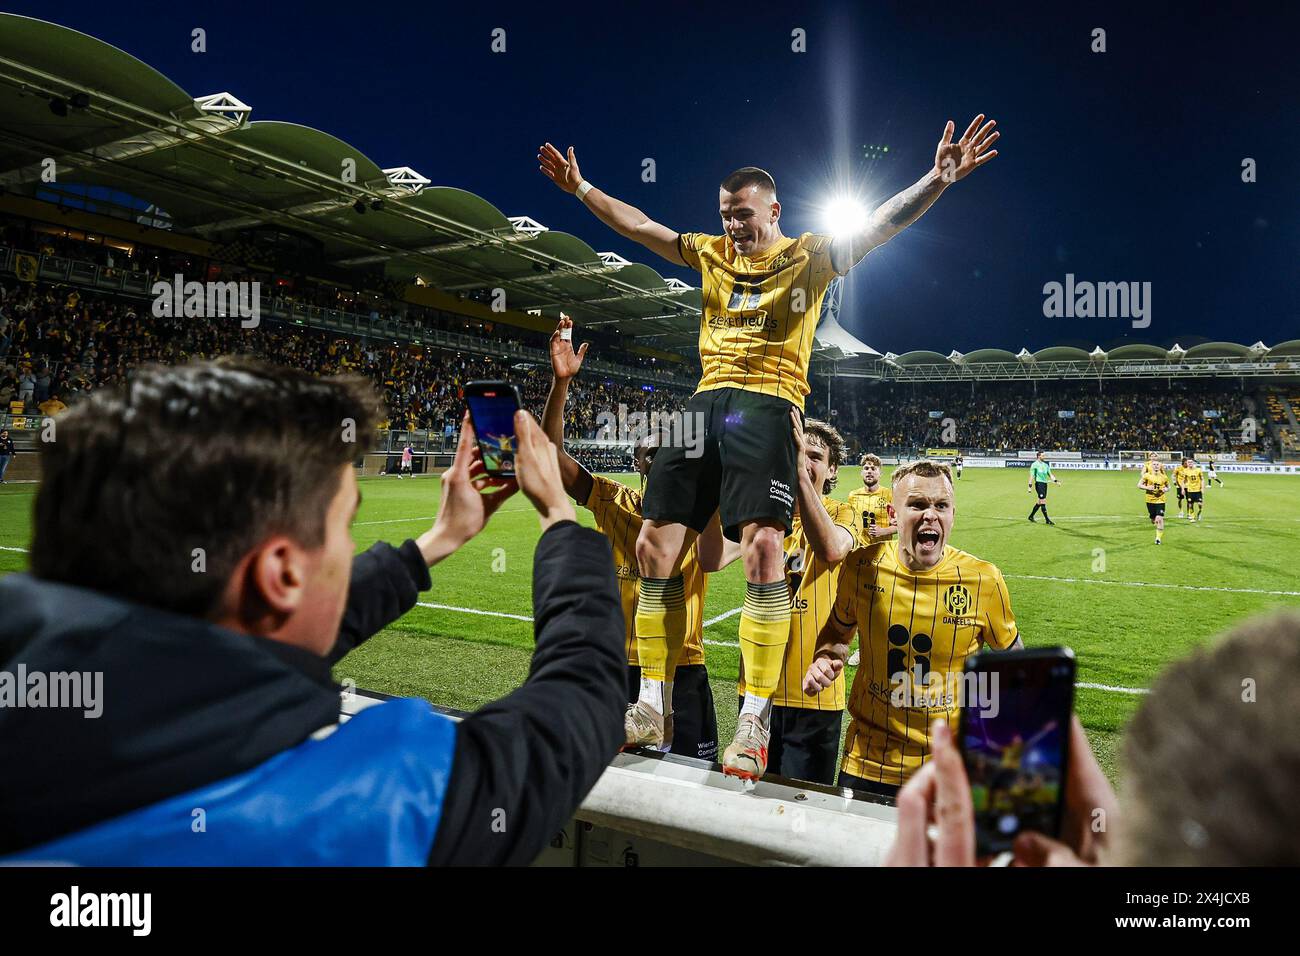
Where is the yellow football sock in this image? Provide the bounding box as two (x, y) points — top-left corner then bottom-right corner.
(635, 575), (687, 684)
(738, 580), (791, 698)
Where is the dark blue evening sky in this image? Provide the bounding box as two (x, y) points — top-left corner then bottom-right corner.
(9, 0), (1297, 353)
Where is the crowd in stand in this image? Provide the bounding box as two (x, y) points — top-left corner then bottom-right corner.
(0, 277), (693, 441)
(0, 269), (1276, 460)
(1, 219), (697, 383)
(810, 378), (1261, 455)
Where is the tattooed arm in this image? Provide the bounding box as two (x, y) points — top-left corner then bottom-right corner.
(831, 114), (1000, 274)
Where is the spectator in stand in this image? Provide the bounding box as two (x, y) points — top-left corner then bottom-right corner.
(37, 393), (67, 418)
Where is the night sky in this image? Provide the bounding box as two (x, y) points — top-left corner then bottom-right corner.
(8, 0), (1297, 354)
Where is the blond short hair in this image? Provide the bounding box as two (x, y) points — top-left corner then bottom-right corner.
(860, 453), (882, 468)
(891, 459), (954, 488)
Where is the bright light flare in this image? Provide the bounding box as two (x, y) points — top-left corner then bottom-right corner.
(822, 196), (869, 238)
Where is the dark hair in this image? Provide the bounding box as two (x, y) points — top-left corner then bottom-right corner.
(31, 358), (380, 617)
(802, 418), (846, 494)
(720, 166), (777, 197)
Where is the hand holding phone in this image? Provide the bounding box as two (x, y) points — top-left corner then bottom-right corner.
(958, 648), (1076, 856)
(464, 380), (523, 477)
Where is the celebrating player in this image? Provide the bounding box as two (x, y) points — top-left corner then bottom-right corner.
(538, 116), (1000, 775)
(804, 460), (1022, 798)
(699, 412), (858, 782)
(1027, 451), (1060, 525)
(1173, 457), (1190, 517)
(1182, 457), (1205, 522)
(541, 317), (717, 759)
(847, 453), (896, 544)
(954, 453), (964, 479)
(1139, 455), (1170, 544)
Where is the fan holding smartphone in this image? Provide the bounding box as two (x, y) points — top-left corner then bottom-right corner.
(463, 381), (523, 478)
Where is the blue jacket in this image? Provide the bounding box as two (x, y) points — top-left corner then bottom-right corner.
(0, 522), (625, 865)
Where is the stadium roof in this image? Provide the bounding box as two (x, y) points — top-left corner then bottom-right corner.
(0, 14), (874, 361)
(838, 339), (1300, 382)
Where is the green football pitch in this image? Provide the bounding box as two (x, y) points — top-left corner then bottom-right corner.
(1, 467), (1297, 783)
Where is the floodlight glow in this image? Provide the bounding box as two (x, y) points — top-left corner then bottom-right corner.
(822, 197), (868, 238)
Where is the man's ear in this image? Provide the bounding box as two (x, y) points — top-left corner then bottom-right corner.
(770, 198), (781, 224)
(247, 535), (309, 616)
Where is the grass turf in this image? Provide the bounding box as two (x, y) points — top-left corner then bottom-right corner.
(1, 467), (1296, 785)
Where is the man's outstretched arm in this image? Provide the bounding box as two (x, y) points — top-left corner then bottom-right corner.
(831, 114), (1000, 274)
(538, 143), (686, 266)
(541, 316), (594, 504)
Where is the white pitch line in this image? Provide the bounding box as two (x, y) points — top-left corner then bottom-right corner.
(415, 602), (533, 623)
(1005, 573), (1300, 598)
(415, 600), (741, 648)
(406, 603), (1148, 692)
(0, 545), (28, 553)
(704, 606), (743, 627)
(1077, 682), (1149, 695)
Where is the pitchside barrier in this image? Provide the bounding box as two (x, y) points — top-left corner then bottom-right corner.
(879, 455), (1300, 474)
(341, 689), (899, 867)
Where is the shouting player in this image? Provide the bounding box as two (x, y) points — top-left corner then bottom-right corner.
(1139, 454), (1170, 544)
(541, 318), (717, 759)
(538, 115), (1000, 774)
(804, 460), (1022, 798)
(1027, 450), (1061, 525)
(699, 412), (859, 783)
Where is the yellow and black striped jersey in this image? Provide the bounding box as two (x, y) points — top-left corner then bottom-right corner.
(845, 485), (892, 544)
(678, 231), (844, 408)
(1142, 470), (1170, 503)
(584, 475), (707, 667)
(1184, 468), (1204, 492)
(768, 497), (860, 710)
(831, 541), (1020, 786)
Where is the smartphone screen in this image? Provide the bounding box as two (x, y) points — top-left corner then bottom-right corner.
(463, 381), (521, 477)
(958, 648), (1076, 856)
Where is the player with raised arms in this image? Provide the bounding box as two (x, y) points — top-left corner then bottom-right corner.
(537, 115), (1000, 773)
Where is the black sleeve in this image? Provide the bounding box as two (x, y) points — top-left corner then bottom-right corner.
(326, 539), (431, 665)
(428, 521), (625, 866)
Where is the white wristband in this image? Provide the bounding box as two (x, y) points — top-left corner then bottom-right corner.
(575, 180), (594, 202)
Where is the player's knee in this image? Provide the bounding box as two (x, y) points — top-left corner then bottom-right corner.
(635, 527), (674, 575)
(741, 523), (785, 568)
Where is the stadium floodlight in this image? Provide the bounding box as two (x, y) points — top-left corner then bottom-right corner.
(821, 195), (869, 238)
(1167, 343), (1186, 360)
(1248, 340), (1269, 356)
(1016, 348), (1036, 364)
(947, 350), (966, 365)
(1089, 346), (1108, 361)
